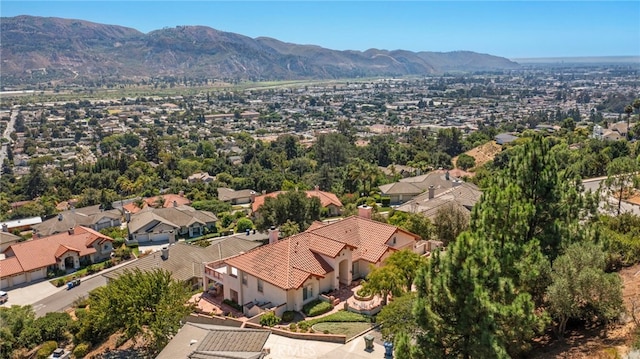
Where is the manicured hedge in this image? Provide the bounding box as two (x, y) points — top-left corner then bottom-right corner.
(302, 299), (332, 317)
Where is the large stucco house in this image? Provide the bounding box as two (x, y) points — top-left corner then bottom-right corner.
(217, 206), (421, 315)
(0, 226), (113, 289)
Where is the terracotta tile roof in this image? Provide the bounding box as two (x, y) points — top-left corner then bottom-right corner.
(225, 216), (420, 290)
(307, 216), (405, 263)
(54, 244), (81, 258)
(0, 226), (112, 276)
(225, 233), (339, 290)
(251, 190), (343, 213)
(0, 257), (23, 276)
(306, 221), (326, 232)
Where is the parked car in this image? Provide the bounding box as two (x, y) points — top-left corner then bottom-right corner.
(48, 348), (70, 359)
(66, 279), (81, 290)
(0, 291), (8, 304)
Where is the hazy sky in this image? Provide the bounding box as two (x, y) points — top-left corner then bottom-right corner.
(2, 1), (639, 59)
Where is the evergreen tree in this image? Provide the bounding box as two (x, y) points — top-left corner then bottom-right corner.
(394, 332), (412, 359)
(413, 232), (545, 358)
(145, 131), (161, 163)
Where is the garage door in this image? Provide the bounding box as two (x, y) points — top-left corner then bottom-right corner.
(30, 269), (46, 281)
(136, 233), (149, 242)
(1, 277), (8, 289)
(151, 232), (169, 242)
(11, 273), (26, 286)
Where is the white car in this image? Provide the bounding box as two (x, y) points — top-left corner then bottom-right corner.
(0, 291), (7, 304)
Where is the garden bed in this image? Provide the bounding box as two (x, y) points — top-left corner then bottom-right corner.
(312, 322), (373, 340)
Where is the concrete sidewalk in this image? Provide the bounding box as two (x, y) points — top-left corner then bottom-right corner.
(1, 257), (138, 308)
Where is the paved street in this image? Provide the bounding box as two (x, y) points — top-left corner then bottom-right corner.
(32, 275), (107, 317)
(583, 176), (640, 216)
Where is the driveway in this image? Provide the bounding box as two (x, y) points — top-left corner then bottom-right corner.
(1, 279), (62, 307)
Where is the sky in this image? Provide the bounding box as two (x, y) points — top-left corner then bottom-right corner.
(2, 1), (639, 59)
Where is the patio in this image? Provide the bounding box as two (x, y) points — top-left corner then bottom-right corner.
(189, 292), (246, 319)
(344, 285), (384, 315)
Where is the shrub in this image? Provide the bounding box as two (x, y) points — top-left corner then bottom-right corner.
(222, 299), (242, 311)
(36, 341), (57, 359)
(381, 197), (391, 207)
(259, 311), (281, 327)
(282, 311), (295, 322)
(114, 245), (132, 260)
(236, 218), (254, 233)
(55, 278), (65, 287)
(18, 326), (42, 349)
(289, 323), (297, 331)
(323, 329), (330, 334)
(73, 342), (90, 358)
(298, 321), (310, 331)
(303, 299), (332, 317)
(112, 237), (125, 249)
(74, 297), (89, 308)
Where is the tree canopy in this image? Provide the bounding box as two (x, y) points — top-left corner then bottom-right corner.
(76, 269), (193, 351)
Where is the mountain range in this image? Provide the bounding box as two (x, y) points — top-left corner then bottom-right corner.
(0, 15), (520, 84)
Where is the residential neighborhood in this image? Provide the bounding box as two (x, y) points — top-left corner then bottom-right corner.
(0, 62), (639, 359)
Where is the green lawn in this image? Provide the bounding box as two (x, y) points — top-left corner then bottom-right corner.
(306, 310), (369, 326)
(312, 322), (373, 340)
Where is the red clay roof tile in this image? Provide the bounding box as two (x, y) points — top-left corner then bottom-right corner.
(1, 226), (112, 275)
(225, 216), (419, 290)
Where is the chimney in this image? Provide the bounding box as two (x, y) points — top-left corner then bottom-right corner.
(452, 179), (462, 187)
(125, 211), (131, 223)
(161, 246), (169, 260)
(173, 200), (178, 207)
(179, 190), (184, 197)
(262, 190), (266, 195)
(428, 185), (435, 200)
(2, 223), (8, 232)
(358, 204), (372, 219)
(445, 171), (450, 181)
(32, 231), (38, 239)
(58, 213), (63, 221)
(250, 191), (256, 203)
(169, 230), (176, 244)
(314, 185), (320, 191)
(68, 227), (75, 235)
(268, 226), (279, 244)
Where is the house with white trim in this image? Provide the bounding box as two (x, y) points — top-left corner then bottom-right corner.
(0, 226), (113, 289)
(216, 207), (421, 316)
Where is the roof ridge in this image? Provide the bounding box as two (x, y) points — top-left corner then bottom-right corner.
(286, 233), (291, 287)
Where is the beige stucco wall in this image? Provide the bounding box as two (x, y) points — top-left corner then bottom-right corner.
(223, 264), (287, 314)
(318, 248), (352, 290)
(386, 230), (418, 249)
